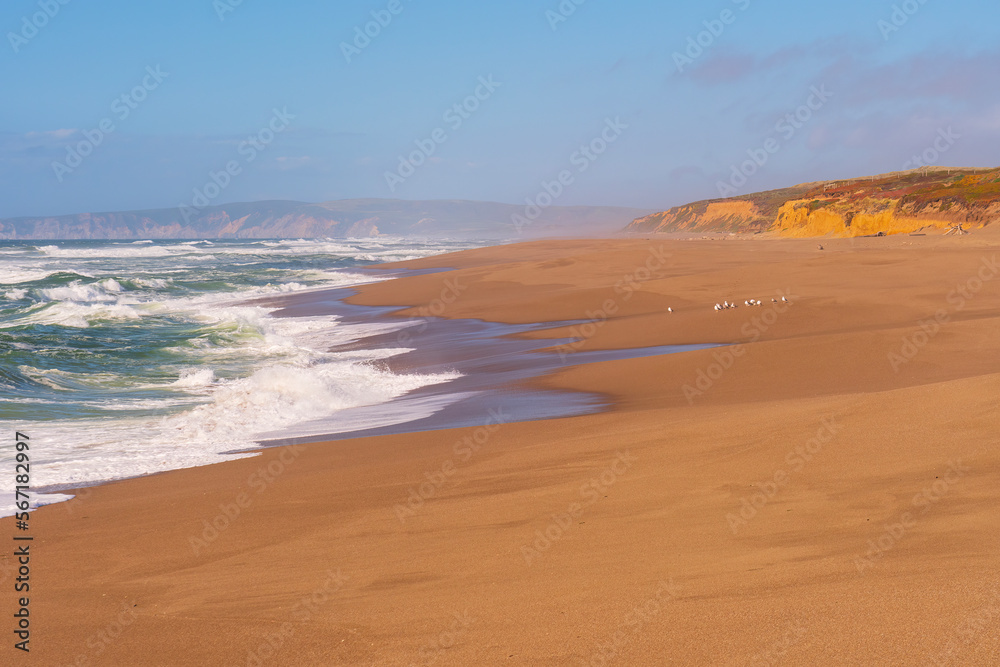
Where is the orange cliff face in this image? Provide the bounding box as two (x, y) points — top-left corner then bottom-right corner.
(631, 200), (771, 234)
(627, 167), (1000, 237)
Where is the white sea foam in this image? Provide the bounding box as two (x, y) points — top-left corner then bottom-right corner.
(258, 390), (476, 441)
(170, 368), (216, 389)
(165, 359), (460, 447)
(0, 353), (460, 517)
(0, 237), (486, 517)
(16, 271), (373, 330)
(39, 244), (177, 259)
(37, 280), (124, 303)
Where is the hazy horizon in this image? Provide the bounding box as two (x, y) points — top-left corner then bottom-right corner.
(0, 195), (657, 221)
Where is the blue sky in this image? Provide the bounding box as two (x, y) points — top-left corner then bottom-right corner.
(1, 0), (998, 217)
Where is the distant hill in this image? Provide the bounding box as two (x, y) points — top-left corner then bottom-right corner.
(626, 167), (1000, 236)
(0, 199), (654, 240)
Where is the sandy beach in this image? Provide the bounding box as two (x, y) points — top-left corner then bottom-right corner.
(8, 233), (1000, 665)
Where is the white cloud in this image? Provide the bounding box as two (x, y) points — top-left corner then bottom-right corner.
(25, 129), (77, 140)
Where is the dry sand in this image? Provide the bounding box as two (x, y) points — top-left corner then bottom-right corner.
(6, 233), (1000, 665)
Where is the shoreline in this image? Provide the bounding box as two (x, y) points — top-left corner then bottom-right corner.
(8, 234), (1000, 665)
(255, 282), (720, 447)
(0, 239), (482, 516)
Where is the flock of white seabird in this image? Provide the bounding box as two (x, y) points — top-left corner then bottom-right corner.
(713, 296), (787, 311)
(668, 296), (790, 313)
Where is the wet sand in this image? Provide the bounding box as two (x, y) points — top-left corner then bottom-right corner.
(252, 285), (716, 446)
(7, 232), (1000, 665)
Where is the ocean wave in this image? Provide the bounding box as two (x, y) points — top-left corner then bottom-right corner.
(0, 355), (461, 500)
(128, 277), (172, 289)
(38, 245), (178, 259)
(17, 366), (136, 391)
(0, 236), (490, 516)
(166, 360), (459, 446)
(169, 368), (216, 389)
(16, 301), (143, 328)
(36, 278), (125, 304)
(18, 365), (70, 391)
(0, 268), (70, 285)
(16, 276), (328, 328)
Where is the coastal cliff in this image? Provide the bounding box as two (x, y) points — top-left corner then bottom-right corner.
(627, 167), (1000, 236)
(0, 199), (652, 240)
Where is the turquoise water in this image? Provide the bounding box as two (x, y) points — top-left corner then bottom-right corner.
(0, 237), (483, 512)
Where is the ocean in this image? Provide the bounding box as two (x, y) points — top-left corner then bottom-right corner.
(0, 237), (487, 514)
